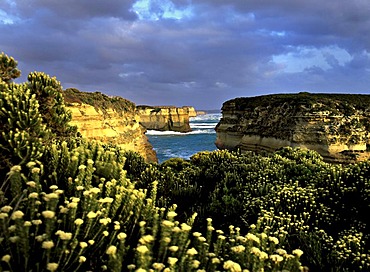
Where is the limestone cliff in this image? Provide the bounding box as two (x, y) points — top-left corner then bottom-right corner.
(137, 106), (193, 132)
(215, 93), (370, 163)
(63, 88), (157, 162)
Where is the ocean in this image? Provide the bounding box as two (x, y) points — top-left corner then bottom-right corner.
(146, 112), (222, 163)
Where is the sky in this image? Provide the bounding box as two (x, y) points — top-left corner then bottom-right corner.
(1, 0), (370, 110)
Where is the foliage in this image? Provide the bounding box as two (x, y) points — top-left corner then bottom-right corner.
(1, 53), (305, 271)
(63, 88), (136, 116)
(0, 52), (21, 83)
(124, 148), (370, 271)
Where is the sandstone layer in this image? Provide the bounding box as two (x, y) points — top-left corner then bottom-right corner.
(215, 93), (370, 163)
(137, 106), (194, 132)
(64, 89), (157, 162)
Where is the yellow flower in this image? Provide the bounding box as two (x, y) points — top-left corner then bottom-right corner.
(87, 211), (97, 219)
(32, 219), (42, 225)
(99, 218), (111, 226)
(29, 192), (39, 199)
(181, 223), (191, 231)
(9, 236), (19, 243)
(136, 245), (149, 254)
(56, 230), (72, 240)
(1, 206), (12, 213)
(42, 211), (55, 219)
(11, 210), (24, 220)
(71, 197), (80, 203)
(1, 254), (11, 262)
(98, 197), (114, 204)
(169, 246), (178, 252)
(167, 257), (178, 266)
(76, 186), (84, 191)
(0, 213), (8, 219)
(46, 262), (58, 271)
(270, 254), (284, 263)
(88, 240), (95, 245)
(26, 181), (36, 187)
(42, 241), (55, 249)
(90, 187), (100, 194)
(152, 263), (165, 270)
(231, 245), (245, 253)
(139, 235), (154, 244)
(269, 236), (279, 245)
(167, 211), (177, 218)
(192, 260), (200, 269)
(74, 218), (84, 226)
(103, 231), (109, 237)
(106, 245), (117, 255)
(223, 260), (242, 272)
(67, 202), (78, 209)
(293, 249), (304, 257)
(80, 242), (88, 248)
(79, 256), (87, 263)
(49, 185), (58, 190)
(193, 232), (202, 237)
(186, 248), (198, 256)
(117, 232), (127, 240)
(24, 221), (32, 227)
(246, 233), (260, 244)
(162, 220), (174, 227)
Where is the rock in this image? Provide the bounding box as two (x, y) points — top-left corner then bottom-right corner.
(137, 106), (193, 133)
(64, 89), (157, 162)
(215, 93), (370, 163)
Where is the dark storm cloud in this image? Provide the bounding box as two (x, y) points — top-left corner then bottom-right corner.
(1, 0), (370, 109)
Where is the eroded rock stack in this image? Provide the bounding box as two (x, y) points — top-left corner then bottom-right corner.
(215, 92), (370, 163)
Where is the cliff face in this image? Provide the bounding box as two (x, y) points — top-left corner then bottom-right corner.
(215, 93), (370, 163)
(137, 106), (193, 132)
(64, 89), (157, 162)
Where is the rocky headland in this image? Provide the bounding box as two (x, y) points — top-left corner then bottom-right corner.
(63, 88), (157, 162)
(137, 105), (195, 132)
(215, 92), (370, 163)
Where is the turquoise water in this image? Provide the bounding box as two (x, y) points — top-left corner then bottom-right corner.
(146, 113), (221, 163)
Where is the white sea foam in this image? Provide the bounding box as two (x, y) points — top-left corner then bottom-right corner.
(146, 129), (215, 136)
(190, 113), (221, 121)
(190, 123), (218, 129)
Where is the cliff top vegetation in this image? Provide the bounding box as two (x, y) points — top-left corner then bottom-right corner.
(225, 92), (370, 113)
(64, 88), (136, 113)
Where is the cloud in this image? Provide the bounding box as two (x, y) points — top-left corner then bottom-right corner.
(1, 0), (370, 109)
